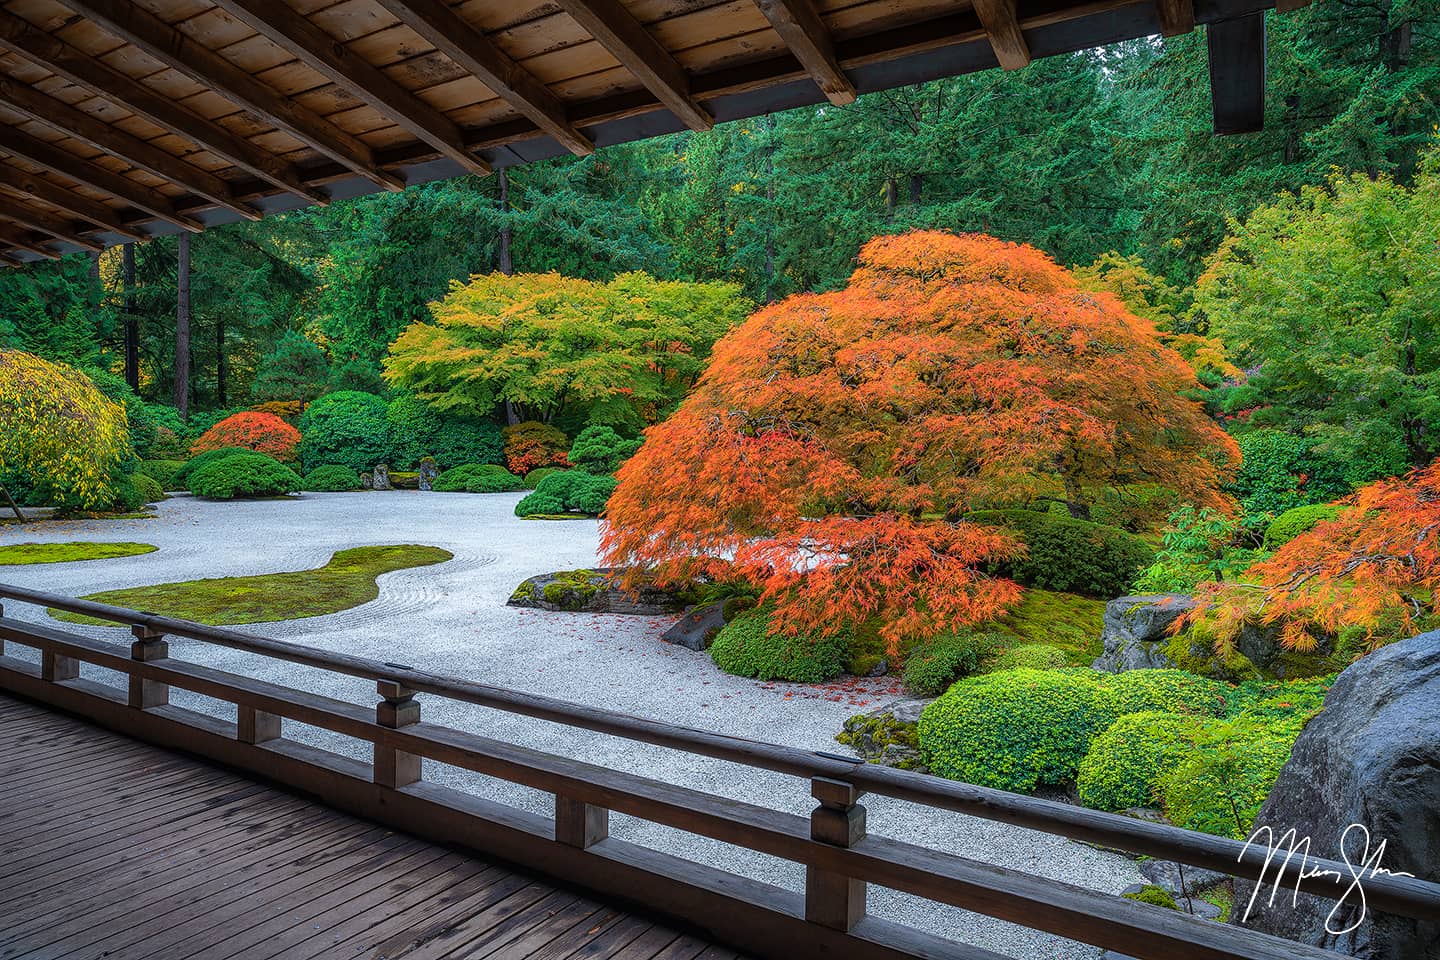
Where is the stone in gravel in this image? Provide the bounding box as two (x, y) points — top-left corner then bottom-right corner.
(661, 602), (728, 651)
(1232, 630), (1440, 957)
(1139, 860), (1231, 896)
(509, 568), (687, 615)
(837, 697), (930, 771)
(418, 459), (438, 492)
(1091, 594), (1192, 673)
(371, 463), (392, 490)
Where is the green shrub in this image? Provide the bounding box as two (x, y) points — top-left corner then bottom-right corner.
(917, 669), (1109, 792)
(991, 643), (1071, 671)
(189, 452), (301, 500)
(709, 608), (849, 683)
(1077, 712), (1200, 812)
(1263, 504), (1341, 550)
(135, 459), (185, 490)
(105, 475), (146, 512)
(1089, 484), (1182, 534)
(302, 465), (363, 492)
(524, 466), (563, 489)
(1122, 885), (1179, 910)
(172, 447), (253, 488)
(568, 425), (642, 475)
(1159, 718), (1297, 839)
(131, 472), (165, 504)
(297, 391), (393, 472)
(434, 463), (526, 493)
(385, 395), (503, 469)
(1228, 676), (1333, 725)
(1093, 669), (1232, 725)
(968, 510), (1153, 598)
(514, 470), (616, 517)
(1226, 430), (1351, 521)
(903, 630), (1001, 696)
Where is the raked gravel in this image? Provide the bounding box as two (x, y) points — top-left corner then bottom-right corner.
(0, 491), (1142, 957)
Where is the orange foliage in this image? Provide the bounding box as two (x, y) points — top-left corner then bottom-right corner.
(502, 421), (569, 475)
(602, 232), (1237, 649)
(190, 411), (301, 462)
(1183, 461), (1440, 654)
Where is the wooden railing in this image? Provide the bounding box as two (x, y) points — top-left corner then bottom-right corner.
(1, 582), (1436, 960)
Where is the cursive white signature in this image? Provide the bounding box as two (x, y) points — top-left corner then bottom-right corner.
(1239, 823), (1416, 935)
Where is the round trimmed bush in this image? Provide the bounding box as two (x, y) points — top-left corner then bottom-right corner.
(385, 395), (503, 469)
(1092, 669), (1232, 725)
(1263, 503), (1341, 550)
(172, 447), (252, 489)
(968, 510), (1153, 598)
(302, 465), (363, 492)
(190, 411), (301, 462)
(524, 466), (562, 489)
(568, 425), (641, 475)
(1159, 718), (1296, 839)
(135, 459), (185, 491)
(433, 463), (526, 493)
(1077, 711), (1200, 812)
(106, 475), (146, 512)
(991, 643), (1070, 671)
(514, 470), (616, 517)
(189, 452), (301, 500)
(131, 472), (165, 504)
(709, 607), (849, 683)
(917, 669), (1109, 792)
(902, 631), (1001, 696)
(297, 391), (393, 472)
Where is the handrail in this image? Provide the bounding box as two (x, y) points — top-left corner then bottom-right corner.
(2, 580), (1438, 944)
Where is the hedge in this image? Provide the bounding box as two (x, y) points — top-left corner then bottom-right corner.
(968, 509), (1153, 598)
(1092, 669), (1232, 725)
(1263, 503), (1341, 550)
(385, 394), (503, 470)
(172, 447), (253, 488)
(297, 391), (393, 472)
(709, 607), (849, 683)
(131, 472), (165, 504)
(188, 452), (301, 500)
(302, 465), (363, 492)
(1076, 711), (1199, 812)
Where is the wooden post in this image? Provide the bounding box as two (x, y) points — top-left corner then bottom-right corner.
(555, 794), (609, 849)
(41, 646), (79, 683)
(806, 776), (866, 931)
(374, 680), (421, 788)
(128, 624), (169, 709)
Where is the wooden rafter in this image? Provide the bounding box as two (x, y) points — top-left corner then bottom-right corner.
(0, 221), (60, 259)
(1208, 14), (1266, 135)
(751, 0), (856, 106)
(0, 127), (202, 232)
(375, 0), (594, 157)
(0, 163), (146, 241)
(971, 0), (1030, 70)
(0, 77), (259, 221)
(0, 196), (103, 251)
(56, 0), (404, 194)
(1156, 0), (1195, 36)
(552, 0), (713, 131)
(0, 9), (326, 207)
(208, 0), (491, 176)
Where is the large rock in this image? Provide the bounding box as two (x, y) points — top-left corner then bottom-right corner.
(661, 602), (728, 651)
(1231, 631), (1440, 957)
(508, 568), (687, 615)
(836, 697), (931, 771)
(1091, 594), (1193, 672)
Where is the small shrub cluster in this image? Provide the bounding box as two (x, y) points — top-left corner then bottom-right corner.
(568, 425), (641, 475)
(502, 421), (569, 475)
(1076, 711), (1199, 811)
(434, 463), (526, 493)
(130, 472), (165, 505)
(1092, 669), (1231, 724)
(968, 510), (1153, 598)
(991, 643), (1070, 670)
(190, 411), (302, 462)
(514, 470), (616, 517)
(189, 452), (301, 500)
(135, 459), (185, 491)
(709, 607), (850, 683)
(902, 630), (1001, 696)
(172, 447), (254, 488)
(302, 465), (363, 492)
(1263, 503), (1341, 550)
(524, 466), (563, 488)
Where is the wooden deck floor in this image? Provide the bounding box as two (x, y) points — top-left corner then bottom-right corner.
(0, 694), (743, 960)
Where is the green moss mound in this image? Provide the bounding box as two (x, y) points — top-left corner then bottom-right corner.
(990, 589), (1106, 663)
(0, 542), (157, 565)
(1263, 503), (1341, 550)
(50, 544), (452, 626)
(1076, 711), (1200, 812)
(434, 463), (526, 493)
(709, 607), (849, 683)
(902, 630), (1002, 696)
(1123, 885), (1179, 910)
(189, 452), (302, 500)
(969, 509), (1154, 598)
(302, 465), (363, 492)
(991, 643), (1070, 671)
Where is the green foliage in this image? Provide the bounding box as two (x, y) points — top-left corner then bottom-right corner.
(1122, 886), (1179, 910)
(105, 475), (146, 513)
(327, 357), (388, 395)
(433, 463), (526, 493)
(135, 459), (186, 490)
(524, 466), (563, 488)
(296, 391), (393, 472)
(1226, 431), (1351, 521)
(991, 643), (1071, 671)
(0, 541), (156, 565)
(709, 607), (849, 683)
(1077, 712), (1200, 812)
(1263, 504), (1342, 550)
(250, 330), (329, 402)
(969, 510), (1154, 598)
(917, 669), (1109, 792)
(568, 425), (642, 475)
(131, 472), (165, 504)
(1133, 506), (1260, 593)
(301, 465), (363, 492)
(902, 630), (1001, 696)
(1093, 669), (1232, 724)
(1158, 718), (1298, 839)
(385, 394), (503, 469)
(514, 470), (616, 517)
(172, 447), (253, 488)
(188, 452), (301, 500)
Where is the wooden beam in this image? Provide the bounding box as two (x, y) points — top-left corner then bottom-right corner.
(1208, 14), (1266, 135)
(209, 0), (491, 176)
(751, 0), (856, 105)
(0, 222), (60, 259)
(0, 126), (203, 232)
(1155, 0), (1195, 36)
(0, 197), (103, 251)
(552, 0), (713, 131)
(0, 9), (328, 206)
(971, 0), (1030, 70)
(0, 163), (146, 241)
(0, 77), (260, 221)
(57, 0), (404, 193)
(375, 0), (593, 156)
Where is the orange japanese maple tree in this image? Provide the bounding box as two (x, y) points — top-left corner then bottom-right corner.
(190, 411), (301, 462)
(601, 232), (1237, 648)
(1182, 460), (1440, 654)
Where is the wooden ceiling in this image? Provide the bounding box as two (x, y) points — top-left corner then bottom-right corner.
(0, 0), (1302, 264)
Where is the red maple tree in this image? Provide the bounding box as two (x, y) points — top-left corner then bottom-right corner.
(602, 232), (1237, 648)
(190, 411), (301, 462)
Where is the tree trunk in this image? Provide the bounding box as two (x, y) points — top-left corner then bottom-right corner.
(0, 484), (25, 523)
(215, 316), (226, 408)
(1283, 94), (1300, 165)
(174, 233), (191, 419)
(884, 177), (898, 220)
(909, 173), (923, 205)
(497, 167), (513, 276)
(503, 400), (519, 426)
(123, 242), (138, 391)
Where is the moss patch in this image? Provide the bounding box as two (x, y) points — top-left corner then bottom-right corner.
(50, 544), (452, 626)
(0, 541), (157, 565)
(987, 588), (1107, 665)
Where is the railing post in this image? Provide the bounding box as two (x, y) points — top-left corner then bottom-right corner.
(806, 776), (866, 932)
(374, 680), (421, 788)
(554, 794), (609, 849)
(128, 624), (169, 709)
(41, 624), (79, 683)
(237, 705), (282, 744)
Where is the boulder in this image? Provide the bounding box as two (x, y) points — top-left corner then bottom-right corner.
(836, 697), (931, 771)
(1231, 630), (1440, 957)
(371, 463), (392, 490)
(508, 568), (688, 615)
(661, 602), (728, 651)
(1092, 594), (1193, 672)
(418, 459), (438, 492)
